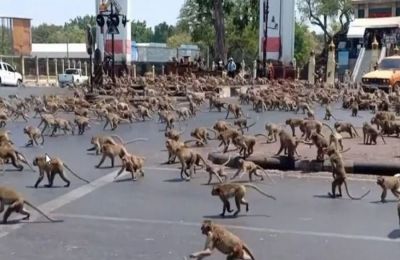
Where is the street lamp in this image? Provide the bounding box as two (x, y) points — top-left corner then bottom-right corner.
(262, 0), (278, 77)
(96, 0), (128, 83)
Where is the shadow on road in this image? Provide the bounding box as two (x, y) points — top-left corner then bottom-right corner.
(387, 229), (400, 239)
(369, 200), (398, 204)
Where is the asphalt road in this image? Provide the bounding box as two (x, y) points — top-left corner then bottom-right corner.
(0, 86), (399, 260)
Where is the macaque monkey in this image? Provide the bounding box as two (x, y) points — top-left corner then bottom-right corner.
(231, 159), (272, 182)
(163, 112), (176, 131)
(323, 106), (337, 121)
(0, 144), (33, 171)
(334, 122), (359, 138)
(0, 185), (62, 223)
(190, 127), (217, 145)
(0, 111), (8, 127)
(176, 146), (206, 181)
(0, 130), (13, 145)
(74, 116), (91, 135)
(256, 123), (281, 143)
(87, 135), (124, 155)
(114, 153), (145, 181)
(301, 120), (323, 141)
(362, 122), (386, 145)
(377, 176), (400, 202)
(12, 110), (30, 122)
(225, 104), (244, 119)
(33, 155), (90, 188)
(232, 135), (256, 158)
(204, 155), (231, 184)
(285, 118), (304, 137)
(209, 96), (227, 112)
(51, 118), (74, 136)
(212, 183), (276, 217)
(324, 146), (370, 200)
(276, 130), (300, 159)
(233, 118), (255, 134)
(24, 126), (44, 146)
(165, 129), (184, 142)
(189, 220), (255, 260)
(217, 128), (242, 153)
(213, 121), (232, 133)
(351, 101), (359, 117)
(96, 143), (128, 168)
(307, 132), (329, 161)
(38, 114), (55, 135)
(103, 112), (130, 131)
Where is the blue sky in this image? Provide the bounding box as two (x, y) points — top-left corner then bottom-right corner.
(0, 0), (185, 27)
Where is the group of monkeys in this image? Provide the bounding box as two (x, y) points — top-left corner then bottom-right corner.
(0, 79), (400, 259)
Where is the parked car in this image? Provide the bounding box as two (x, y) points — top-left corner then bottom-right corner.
(362, 56), (400, 93)
(0, 61), (23, 87)
(58, 68), (88, 87)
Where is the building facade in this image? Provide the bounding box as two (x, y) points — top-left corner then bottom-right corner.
(353, 0), (400, 18)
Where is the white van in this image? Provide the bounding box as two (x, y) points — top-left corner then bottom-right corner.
(0, 61), (23, 87)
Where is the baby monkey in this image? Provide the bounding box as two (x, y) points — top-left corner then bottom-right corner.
(212, 183), (276, 217)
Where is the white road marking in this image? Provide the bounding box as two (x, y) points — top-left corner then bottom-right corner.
(54, 213), (398, 243)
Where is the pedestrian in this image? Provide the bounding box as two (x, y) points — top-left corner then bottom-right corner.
(227, 57), (236, 78)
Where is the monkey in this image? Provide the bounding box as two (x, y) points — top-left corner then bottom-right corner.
(307, 132), (329, 161)
(0, 130), (13, 145)
(377, 176), (400, 202)
(87, 135), (125, 155)
(165, 128), (184, 142)
(232, 135), (256, 158)
(230, 159), (273, 182)
(301, 120), (324, 141)
(213, 120), (232, 133)
(74, 116), (91, 135)
(362, 122), (386, 145)
(189, 220), (255, 260)
(0, 185), (62, 223)
(0, 110), (8, 127)
(209, 96), (227, 112)
(96, 143), (128, 168)
(211, 183), (276, 217)
(296, 102), (312, 114)
(323, 106), (337, 121)
(351, 101), (359, 117)
(24, 126), (44, 146)
(216, 128), (242, 153)
(189, 127), (216, 146)
(233, 118), (256, 134)
(204, 155), (231, 184)
(326, 126), (344, 151)
(38, 114), (55, 135)
(32, 155), (90, 188)
(163, 112), (176, 131)
(176, 106), (192, 120)
(225, 103), (244, 119)
(256, 123), (281, 143)
(285, 118), (304, 137)
(0, 143), (34, 171)
(324, 145), (370, 200)
(51, 118), (74, 136)
(137, 106), (153, 121)
(276, 129), (301, 160)
(12, 110), (30, 122)
(176, 146), (206, 181)
(103, 112), (130, 131)
(114, 153), (145, 181)
(164, 138), (186, 164)
(334, 122), (359, 138)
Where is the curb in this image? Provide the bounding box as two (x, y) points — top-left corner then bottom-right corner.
(208, 152), (400, 176)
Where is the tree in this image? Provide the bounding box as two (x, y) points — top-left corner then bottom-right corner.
(0, 26), (12, 55)
(131, 20), (153, 42)
(298, 0), (353, 45)
(294, 22), (316, 68)
(167, 32), (192, 48)
(153, 22), (175, 43)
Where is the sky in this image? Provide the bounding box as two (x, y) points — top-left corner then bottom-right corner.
(0, 0), (185, 27)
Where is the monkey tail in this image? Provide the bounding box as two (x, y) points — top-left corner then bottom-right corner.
(110, 135), (124, 144)
(244, 184), (276, 200)
(221, 154), (231, 167)
(243, 121), (256, 130)
(351, 125), (360, 137)
(343, 181), (370, 200)
(15, 151), (35, 172)
(124, 138), (149, 145)
(340, 147), (351, 153)
(206, 128), (218, 140)
(63, 163), (90, 184)
(40, 134), (45, 145)
(258, 167), (275, 184)
(242, 244), (256, 260)
(255, 133), (268, 138)
(24, 200), (63, 223)
(322, 123), (334, 134)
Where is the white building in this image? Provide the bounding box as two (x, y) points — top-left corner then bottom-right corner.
(258, 0), (295, 64)
(31, 43), (89, 59)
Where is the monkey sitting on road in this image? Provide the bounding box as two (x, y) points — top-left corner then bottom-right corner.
(189, 220), (255, 260)
(0, 186), (63, 223)
(33, 155), (90, 188)
(377, 175), (400, 202)
(211, 183), (276, 217)
(230, 159), (273, 182)
(24, 126), (44, 146)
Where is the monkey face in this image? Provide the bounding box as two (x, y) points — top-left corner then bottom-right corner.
(377, 177), (384, 186)
(201, 221), (212, 235)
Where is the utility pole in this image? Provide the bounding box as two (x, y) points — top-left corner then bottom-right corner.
(262, 0), (269, 75)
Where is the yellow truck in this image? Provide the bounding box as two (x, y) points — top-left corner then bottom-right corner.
(361, 56), (400, 93)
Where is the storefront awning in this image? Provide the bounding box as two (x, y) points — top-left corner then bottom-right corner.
(347, 26), (366, 38)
